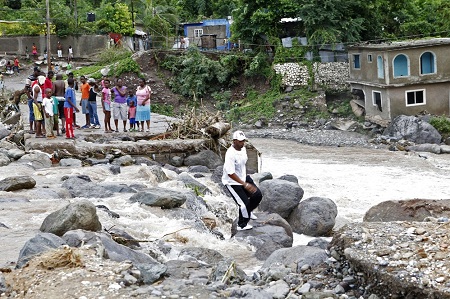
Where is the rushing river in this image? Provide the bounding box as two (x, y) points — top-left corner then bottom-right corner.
(2, 137), (450, 273)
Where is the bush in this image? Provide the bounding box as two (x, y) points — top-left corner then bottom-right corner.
(430, 116), (450, 139)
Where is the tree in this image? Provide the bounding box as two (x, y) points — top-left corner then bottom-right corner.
(96, 2), (134, 35)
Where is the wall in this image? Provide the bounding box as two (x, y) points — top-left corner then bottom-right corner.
(0, 35), (109, 58)
(274, 62), (350, 91)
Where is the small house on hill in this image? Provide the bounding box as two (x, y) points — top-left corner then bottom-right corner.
(347, 38), (450, 123)
(181, 19), (231, 50)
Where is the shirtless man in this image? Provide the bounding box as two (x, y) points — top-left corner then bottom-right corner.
(53, 73), (66, 133)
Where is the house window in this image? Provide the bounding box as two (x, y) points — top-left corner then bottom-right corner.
(377, 55), (384, 79)
(420, 51), (436, 75)
(393, 54), (409, 77)
(367, 54), (373, 62)
(194, 29), (203, 37)
(353, 54), (361, 69)
(373, 91), (382, 112)
(406, 89), (425, 106)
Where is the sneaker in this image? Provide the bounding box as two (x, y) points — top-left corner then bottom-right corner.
(94, 125), (101, 129)
(250, 213), (258, 220)
(89, 124), (95, 129)
(237, 224), (253, 231)
(81, 125), (89, 129)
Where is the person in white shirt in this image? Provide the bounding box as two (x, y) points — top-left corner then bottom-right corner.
(42, 88), (56, 138)
(222, 130), (262, 231)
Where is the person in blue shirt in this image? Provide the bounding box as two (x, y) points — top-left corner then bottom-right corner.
(126, 89), (137, 132)
(64, 78), (80, 139)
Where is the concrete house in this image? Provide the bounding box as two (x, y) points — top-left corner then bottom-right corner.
(347, 38), (450, 123)
(182, 19), (231, 50)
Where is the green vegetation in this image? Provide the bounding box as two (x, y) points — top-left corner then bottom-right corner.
(430, 116), (450, 140)
(152, 103), (174, 116)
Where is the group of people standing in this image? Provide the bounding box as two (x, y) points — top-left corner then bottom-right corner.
(27, 68), (152, 139)
(29, 42), (73, 62)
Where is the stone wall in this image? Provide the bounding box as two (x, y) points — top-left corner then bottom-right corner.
(274, 62), (350, 91)
(0, 35), (109, 58)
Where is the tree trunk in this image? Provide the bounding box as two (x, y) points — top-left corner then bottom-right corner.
(205, 122), (231, 139)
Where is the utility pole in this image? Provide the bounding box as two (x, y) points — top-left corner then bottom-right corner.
(46, 0), (51, 70)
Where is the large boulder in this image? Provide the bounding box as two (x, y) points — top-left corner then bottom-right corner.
(364, 199), (450, 222)
(183, 150), (223, 169)
(0, 175), (36, 191)
(287, 197), (338, 236)
(232, 212), (293, 260)
(136, 165), (169, 184)
(39, 200), (102, 236)
(16, 232), (67, 268)
(0, 152), (10, 166)
(129, 187), (188, 208)
(178, 172), (210, 195)
(259, 179), (304, 218)
(61, 175), (113, 198)
(383, 115), (441, 144)
(261, 245), (328, 273)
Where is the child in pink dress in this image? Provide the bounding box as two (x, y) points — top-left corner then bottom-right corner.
(101, 79), (113, 132)
(128, 100), (137, 132)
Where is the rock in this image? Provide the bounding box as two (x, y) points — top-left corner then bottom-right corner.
(0, 272), (6, 294)
(6, 148), (25, 160)
(178, 172), (210, 195)
(112, 155), (134, 166)
(232, 213), (293, 260)
(255, 120), (264, 128)
(40, 200), (102, 236)
(364, 199), (450, 222)
(163, 163), (182, 174)
(178, 247), (225, 265)
(0, 152), (10, 166)
(61, 176), (113, 198)
(96, 205), (120, 218)
(169, 156), (184, 167)
(101, 183), (137, 193)
(0, 175), (36, 191)
(278, 174), (298, 184)
(84, 158), (110, 165)
(307, 238), (330, 250)
(136, 165), (169, 184)
(261, 245), (328, 273)
(211, 165), (223, 184)
(383, 115), (441, 144)
(259, 179), (304, 218)
(287, 197), (338, 236)
(251, 172), (273, 185)
(135, 262), (168, 284)
(265, 280), (290, 299)
(109, 164), (121, 174)
(188, 165), (210, 173)
(407, 143), (441, 154)
(16, 232), (67, 268)
(18, 152), (52, 169)
(59, 158), (82, 167)
(209, 258), (248, 283)
(134, 156), (160, 166)
(184, 150), (223, 169)
(129, 187), (188, 208)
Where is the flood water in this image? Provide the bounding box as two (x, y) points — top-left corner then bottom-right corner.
(1, 137), (450, 272)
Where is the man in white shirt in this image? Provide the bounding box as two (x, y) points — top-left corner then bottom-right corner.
(222, 131), (262, 231)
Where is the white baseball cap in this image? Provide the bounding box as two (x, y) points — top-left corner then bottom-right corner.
(37, 75), (46, 85)
(232, 130), (247, 141)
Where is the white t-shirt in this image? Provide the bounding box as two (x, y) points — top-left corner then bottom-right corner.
(222, 145), (247, 185)
(42, 96), (54, 116)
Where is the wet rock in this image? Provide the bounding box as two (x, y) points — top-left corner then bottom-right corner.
(40, 200), (102, 236)
(211, 165), (223, 184)
(137, 165), (168, 184)
(307, 238), (330, 250)
(184, 150), (223, 169)
(84, 157), (110, 165)
(129, 187), (188, 208)
(178, 172), (210, 195)
(259, 179), (304, 218)
(383, 115), (441, 144)
(108, 227), (141, 248)
(101, 183), (137, 193)
(0, 175), (36, 191)
(232, 213), (293, 260)
(6, 148), (25, 160)
(112, 155), (134, 166)
(169, 156), (184, 167)
(96, 204), (120, 218)
(287, 197), (337, 236)
(134, 156), (160, 166)
(109, 164), (121, 174)
(16, 232), (67, 268)
(364, 199), (450, 222)
(163, 163), (182, 174)
(61, 176), (113, 198)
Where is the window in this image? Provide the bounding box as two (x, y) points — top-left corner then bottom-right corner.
(406, 89), (425, 106)
(353, 54), (361, 69)
(373, 91), (382, 112)
(194, 29), (203, 37)
(393, 54), (409, 77)
(367, 54), (373, 62)
(420, 51), (436, 75)
(377, 55), (384, 79)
